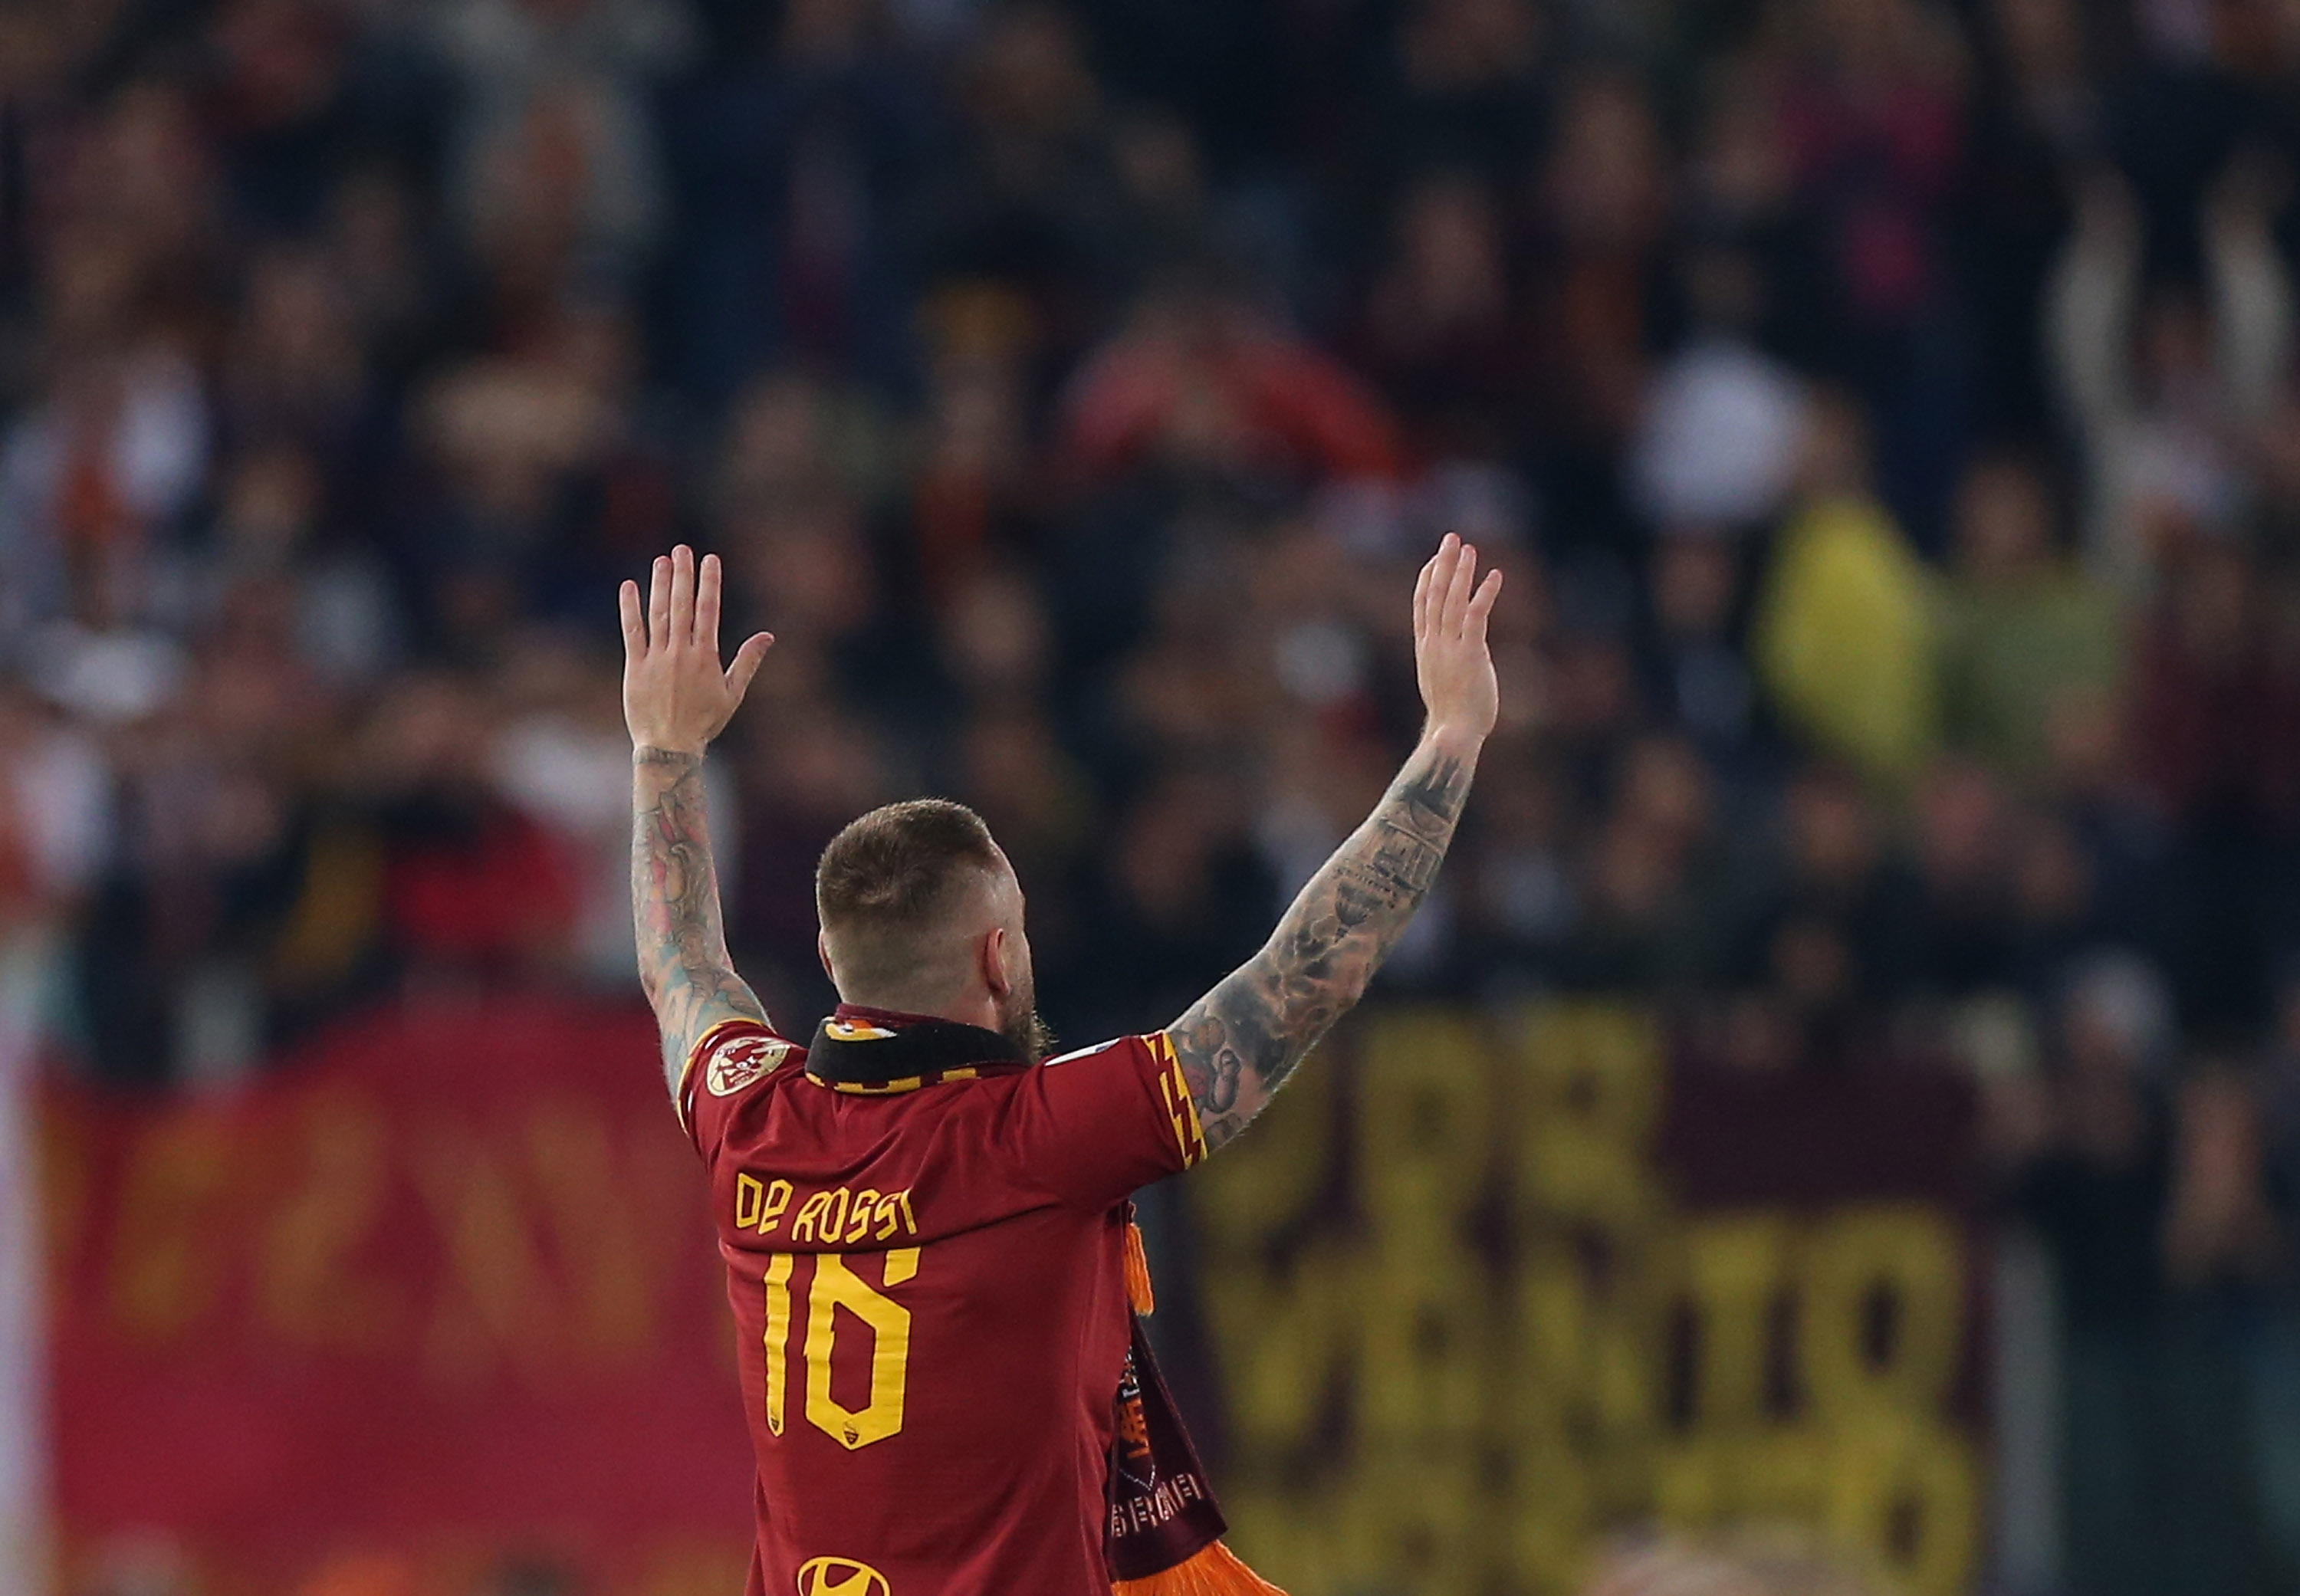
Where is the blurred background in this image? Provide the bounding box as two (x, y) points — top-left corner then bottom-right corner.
(4, 0), (2300, 1591)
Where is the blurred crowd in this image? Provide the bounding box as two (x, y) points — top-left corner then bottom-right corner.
(9, 0), (2300, 1589)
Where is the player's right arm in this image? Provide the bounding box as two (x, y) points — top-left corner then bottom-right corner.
(1167, 533), (1501, 1152)
(623, 544), (778, 1101)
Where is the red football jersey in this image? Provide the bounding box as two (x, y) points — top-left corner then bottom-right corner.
(678, 1010), (1208, 1596)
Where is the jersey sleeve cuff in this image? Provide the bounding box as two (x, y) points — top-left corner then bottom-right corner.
(1146, 1030), (1209, 1171)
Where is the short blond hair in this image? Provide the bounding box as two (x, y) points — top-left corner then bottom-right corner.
(815, 799), (1004, 994)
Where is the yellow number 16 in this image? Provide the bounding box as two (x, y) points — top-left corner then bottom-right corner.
(762, 1249), (918, 1450)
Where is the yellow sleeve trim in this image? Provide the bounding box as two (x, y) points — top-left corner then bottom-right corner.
(1146, 1031), (1208, 1170)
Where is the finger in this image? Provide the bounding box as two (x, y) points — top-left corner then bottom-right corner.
(695, 551), (723, 652)
(1443, 540), (1479, 635)
(618, 579), (646, 658)
(669, 543), (696, 647)
(648, 554), (672, 649)
(1413, 553), (1437, 639)
(724, 632), (776, 701)
(1466, 567), (1503, 640)
(1422, 534), (1460, 634)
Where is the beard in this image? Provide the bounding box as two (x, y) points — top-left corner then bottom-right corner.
(997, 976), (1055, 1063)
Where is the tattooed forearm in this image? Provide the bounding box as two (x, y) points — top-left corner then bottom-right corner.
(632, 747), (767, 1096)
(1168, 733), (1478, 1151)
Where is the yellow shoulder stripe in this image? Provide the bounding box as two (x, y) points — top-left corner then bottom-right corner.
(1148, 1032), (1208, 1169)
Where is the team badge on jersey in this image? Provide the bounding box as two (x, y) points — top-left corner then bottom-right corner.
(707, 1033), (792, 1097)
(796, 1556), (890, 1596)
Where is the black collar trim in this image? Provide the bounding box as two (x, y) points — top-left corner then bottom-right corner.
(803, 1011), (1026, 1094)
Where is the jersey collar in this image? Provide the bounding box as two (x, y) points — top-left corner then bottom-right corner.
(804, 1006), (1027, 1095)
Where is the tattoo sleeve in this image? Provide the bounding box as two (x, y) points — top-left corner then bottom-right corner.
(1168, 734), (1478, 1152)
(632, 747), (768, 1098)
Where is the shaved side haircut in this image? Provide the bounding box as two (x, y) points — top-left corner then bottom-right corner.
(816, 800), (1004, 998)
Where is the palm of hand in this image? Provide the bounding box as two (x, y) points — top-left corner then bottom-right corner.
(619, 545), (776, 755)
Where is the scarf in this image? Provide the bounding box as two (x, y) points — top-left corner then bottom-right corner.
(805, 1009), (1286, 1596)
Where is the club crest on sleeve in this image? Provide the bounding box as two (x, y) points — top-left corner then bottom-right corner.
(708, 1034), (792, 1097)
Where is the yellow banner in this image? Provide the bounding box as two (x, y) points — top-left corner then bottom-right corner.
(1188, 1001), (1981, 1596)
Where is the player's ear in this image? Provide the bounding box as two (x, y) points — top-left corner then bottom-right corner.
(981, 925), (1014, 1000)
(816, 930), (837, 987)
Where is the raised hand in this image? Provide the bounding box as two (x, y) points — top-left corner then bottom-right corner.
(1411, 532), (1503, 747)
(624, 545), (771, 1092)
(619, 544), (775, 757)
(1165, 534), (1497, 1154)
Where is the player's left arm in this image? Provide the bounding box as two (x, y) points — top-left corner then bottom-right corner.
(1167, 534), (1500, 1153)
(623, 544), (778, 1096)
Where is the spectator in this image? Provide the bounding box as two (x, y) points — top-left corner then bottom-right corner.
(356, 672), (581, 981)
(1722, 760), (1915, 1030)
(1936, 452), (2123, 785)
(1772, 0), (1970, 539)
(203, 0), (430, 235)
(1525, 67), (1671, 543)
(906, 299), (1042, 599)
(1088, 765), (1276, 1026)
(1639, 530), (1760, 759)
(1751, 392), (1940, 783)
(1058, 269), (1405, 489)
(660, 0), (933, 399)
(2150, 1058), (2288, 1594)
(729, 695), (891, 1020)
(0, 323), (210, 649)
(1375, 0), (1553, 190)
(1989, 952), (2283, 1596)
(0, 685), (107, 928)
(916, 3), (1118, 360)
(1457, 735), (1579, 985)
(490, 634), (638, 985)
(216, 242), (372, 459)
(2049, 159), (2296, 597)
(2128, 539), (2300, 1026)
(191, 445), (403, 688)
(1960, 0), (2098, 441)
(1629, 243), (1811, 534)
(432, 0), (695, 286)
(1906, 758), (2015, 997)
(1562, 733), (1720, 993)
(1349, 171), (1537, 463)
